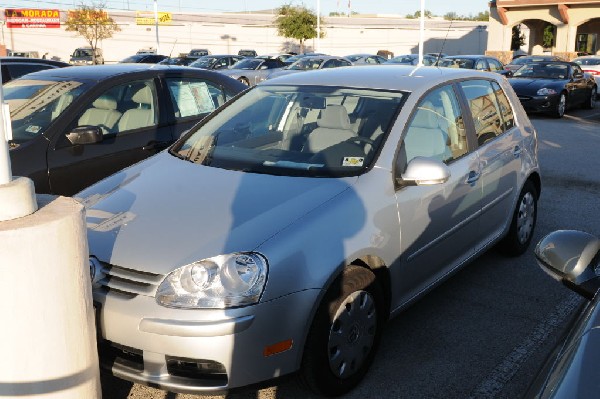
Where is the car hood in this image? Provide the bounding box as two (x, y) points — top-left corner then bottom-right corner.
(79, 151), (356, 275)
(509, 77), (563, 93)
(268, 69), (303, 79)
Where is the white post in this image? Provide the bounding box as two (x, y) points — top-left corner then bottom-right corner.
(418, 0), (425, 66)
(316, 0), (320, 52)
(0, 60), (12, 185)
(154, 0), (160, 54)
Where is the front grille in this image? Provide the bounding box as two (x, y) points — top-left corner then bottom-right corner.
(95, 260), (164, 298)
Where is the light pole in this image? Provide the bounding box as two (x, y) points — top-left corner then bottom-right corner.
(418, 0), (425, 66)
(316, 0), (320, 52)
(154, 0), (160, 54)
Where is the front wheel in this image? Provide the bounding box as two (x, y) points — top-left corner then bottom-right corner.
(552, 92), (567, 118)
(583, 86), (597, 110)
(498, 180), (538, 256)
(300, 266), (385, 396)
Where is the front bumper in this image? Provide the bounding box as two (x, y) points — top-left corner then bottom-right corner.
(517, 93), (560, 114)
(94, 288), (321, 394)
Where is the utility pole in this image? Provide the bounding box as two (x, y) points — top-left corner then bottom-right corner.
(316, 0), (320, 52)
(154, 0), (160, 54)
(418, 0), (425, 66)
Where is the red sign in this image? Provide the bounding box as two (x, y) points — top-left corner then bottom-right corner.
(5, 9), (61, 28)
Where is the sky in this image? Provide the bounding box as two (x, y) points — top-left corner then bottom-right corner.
(6, 0), (489, 17)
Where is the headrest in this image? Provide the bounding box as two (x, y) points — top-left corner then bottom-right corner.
(317, 105), (351, 130)
(132, 86), (153, 105)
(92, 95), (117, 110)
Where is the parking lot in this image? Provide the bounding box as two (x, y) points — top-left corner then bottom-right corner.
(96, 106), (600, 399)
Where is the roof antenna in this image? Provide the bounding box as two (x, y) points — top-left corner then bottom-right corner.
(438, 19), (453, 62)
(168, 38), (178, 59)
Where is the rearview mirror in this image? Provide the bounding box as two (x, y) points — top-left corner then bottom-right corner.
(535, 230), (600, 299)
(66, 126), (103, 145)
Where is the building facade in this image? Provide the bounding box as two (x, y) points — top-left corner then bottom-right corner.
(1, 9), (488, 63)
(487, 0), (600, 62)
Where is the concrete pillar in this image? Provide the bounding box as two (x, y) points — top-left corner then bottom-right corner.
(0, 194), (101, 398)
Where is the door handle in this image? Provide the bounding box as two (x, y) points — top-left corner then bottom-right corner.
(466, 170), (480, 185)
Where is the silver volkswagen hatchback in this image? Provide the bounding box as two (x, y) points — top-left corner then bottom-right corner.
(79, 65), (541, 396)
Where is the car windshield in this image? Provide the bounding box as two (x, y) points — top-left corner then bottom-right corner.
(346, 55), (363, 62)
(190, 56), (217, 68)
(288, 58), (324, 70)
(512, 57), (552, 65)
(120, 55), (144, 63)
(513, 63), (569, 79)
(437, 58), (475, 69)
(231, 59), (261, 70)
(172, 85), (405, 177)
(73, 49), (93, 57)
(574, 58), (600, 66)
(5, 78), (89, 145)
(387, 55), (415, 64)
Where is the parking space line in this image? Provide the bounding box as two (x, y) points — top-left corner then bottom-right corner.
(467, 292), (582, 399)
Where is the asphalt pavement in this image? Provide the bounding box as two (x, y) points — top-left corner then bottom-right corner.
(101, 105), (600, 399)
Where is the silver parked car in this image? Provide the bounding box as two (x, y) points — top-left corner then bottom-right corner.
(79, 65), (541, 396)
(527, 230), (600, 399)
(218, 57), (286, 86)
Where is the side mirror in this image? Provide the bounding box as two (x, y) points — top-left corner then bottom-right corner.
(397, 156), (450, 186)
(259, 65), (270, 70)
(535, 230), (600, 299)
(66, 126), (103, 145)
(573, 72), (583, 79)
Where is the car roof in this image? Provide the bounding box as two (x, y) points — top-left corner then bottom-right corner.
(11, 64), (222, 81)
(261, 65), (500, 92)
(444, 55), (491, 59)
(0, 57), (70, 67)
(300, 55), (348, 60)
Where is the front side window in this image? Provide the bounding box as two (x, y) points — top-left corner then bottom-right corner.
(5, 78), (89, 144)
(402, 85), (468, 165)
(74, 79), (158, 136)
(460, 80), (505, 146)
(167, 78), (225, 119)
(172, 85), (405, 177)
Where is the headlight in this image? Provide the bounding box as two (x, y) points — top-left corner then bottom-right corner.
(156, 253), (268, 309)
(537, 88), (557, 96)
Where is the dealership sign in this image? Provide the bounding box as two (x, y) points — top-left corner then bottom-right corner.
(5, 9), (61, 28)
(135, 11), (172, 25)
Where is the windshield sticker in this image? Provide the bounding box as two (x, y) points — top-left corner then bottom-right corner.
(171, 81), (216, 117)
(25, 125), (41, 134)
(342, 157), (364, 167)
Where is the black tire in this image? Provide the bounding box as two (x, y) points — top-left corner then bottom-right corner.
(498, 180), (538, 256)
(552, 92), (567, 118)
(583, 86), (597, 110)
(300, 266), (385, 397)
(238, 77), (250, 86)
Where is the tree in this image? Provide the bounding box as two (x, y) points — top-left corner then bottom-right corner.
(65, 2), (120, 64)
(407, 10), (433, 19)
(444, 12), (459, 21)
(511, 24), (526, 51)
(543, 24), (555, 49)
(276, 4), (325, 53)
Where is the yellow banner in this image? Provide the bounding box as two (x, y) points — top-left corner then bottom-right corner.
(136, 11), (171, 25)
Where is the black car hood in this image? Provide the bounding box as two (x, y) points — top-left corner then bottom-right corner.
(509, 77), (564, 95)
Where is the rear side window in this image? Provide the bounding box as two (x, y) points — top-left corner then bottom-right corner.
(460, 80), (513, 146)
(166, 78), (225, 119)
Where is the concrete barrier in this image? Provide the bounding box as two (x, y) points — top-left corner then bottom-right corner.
(0, 194), (101, 398)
